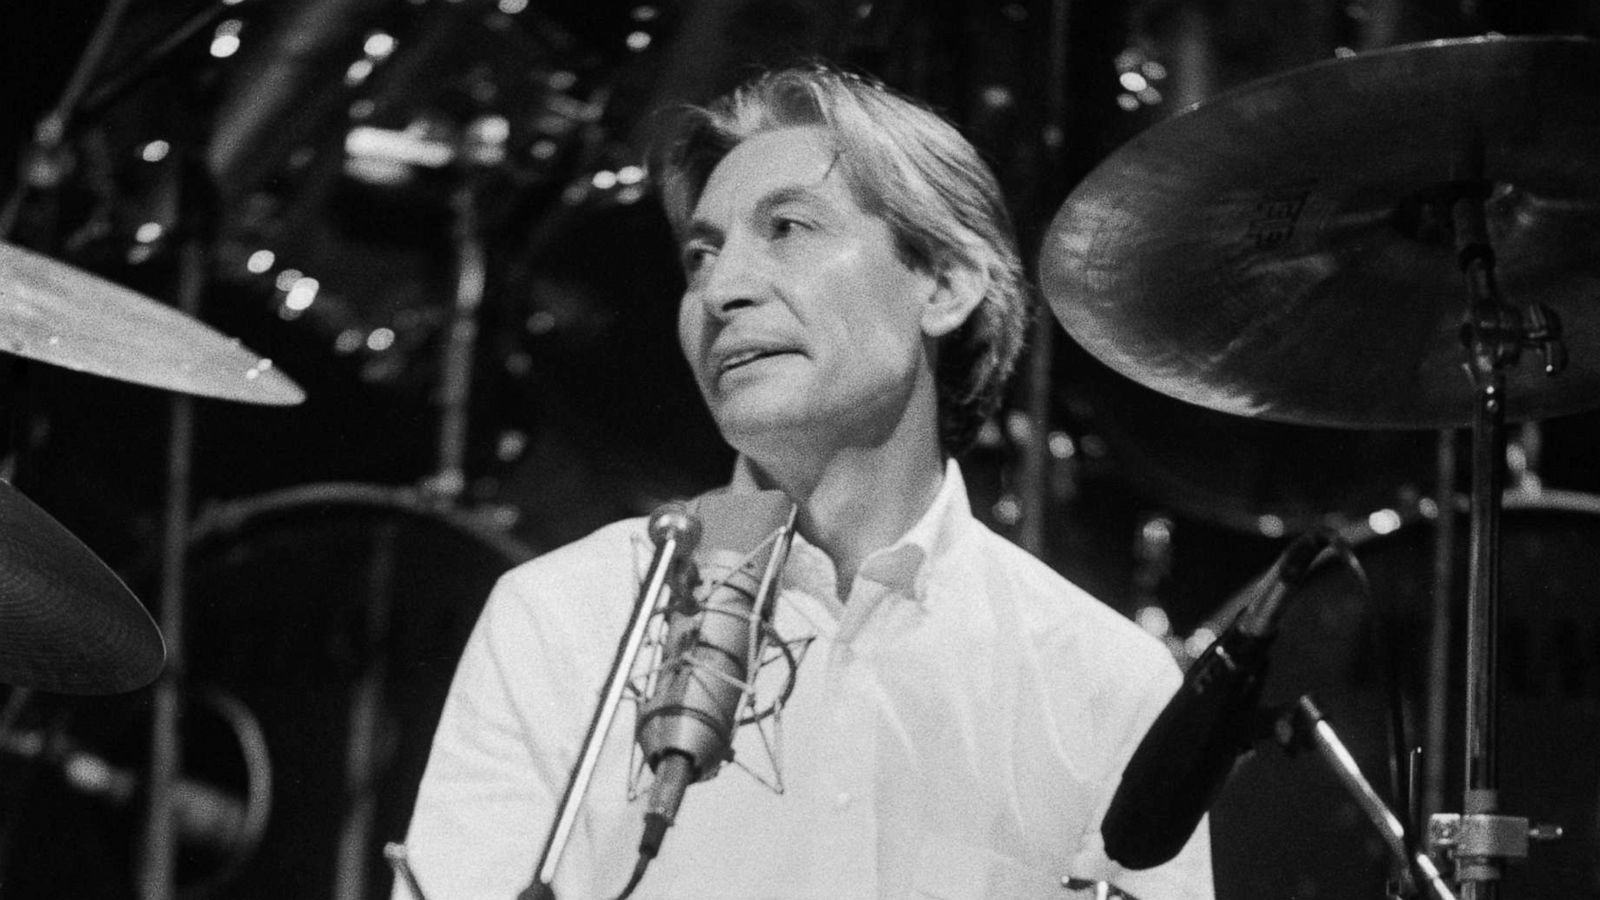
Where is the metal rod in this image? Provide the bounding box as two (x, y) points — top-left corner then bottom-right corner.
(334, 520), (401, 900)
(1453, 184), (1508, 899)
(1288, 697), (1459, 900)
(1424, 428), (1457, 822)
(0, 0), (136, 235)
(139, 236), (205, 900)
(1460, 370), (1505, 899)
(1017, 0), (1072, 557)
(431, 182), (486, 501)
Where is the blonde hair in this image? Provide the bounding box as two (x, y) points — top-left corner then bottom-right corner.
(655, 64), (1032, 454)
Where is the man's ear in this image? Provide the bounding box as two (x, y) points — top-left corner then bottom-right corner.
(921, 262), (988, 338)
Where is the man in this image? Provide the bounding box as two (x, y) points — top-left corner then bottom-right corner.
(399, 65), (1213, 899)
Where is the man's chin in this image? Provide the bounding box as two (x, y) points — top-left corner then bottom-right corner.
(710, 403), (821, 457)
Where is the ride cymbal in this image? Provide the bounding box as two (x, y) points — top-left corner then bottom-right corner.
(1041, 35), (1600, 429)
(0, 241), (304, 405)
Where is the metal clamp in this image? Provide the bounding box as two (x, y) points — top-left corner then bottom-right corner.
(1427, 811), (1564, 884)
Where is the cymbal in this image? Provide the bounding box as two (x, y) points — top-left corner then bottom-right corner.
(0, 241), (305, 405)
(0, 480), (164, 694)
(1040, 35), (1600, 429)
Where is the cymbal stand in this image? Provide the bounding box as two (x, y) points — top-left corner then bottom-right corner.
(140, 230), (206, 900)
(1427, 186), (1566, 899)
(337, 115), (505, 900)
(0, 0), (135, 237)
(420, 118), (499, 503)
(1275, 696), (1457, 900)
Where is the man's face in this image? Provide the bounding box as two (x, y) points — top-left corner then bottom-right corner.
(677, 126), (940, 457)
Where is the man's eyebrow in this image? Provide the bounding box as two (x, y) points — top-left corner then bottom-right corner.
(752, 184), (828, 217)
(681, 219), (723, 251)
(681, 183), (829, 252)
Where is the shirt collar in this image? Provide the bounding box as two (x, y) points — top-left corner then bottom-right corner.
(781, 459), (973, 603)
(867, 458), (972, 596)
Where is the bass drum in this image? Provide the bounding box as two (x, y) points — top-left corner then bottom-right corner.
(180, 483), (535, 900)
(1208, 490), (1600, 899)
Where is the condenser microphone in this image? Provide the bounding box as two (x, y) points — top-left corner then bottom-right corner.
(1101, 528), (1333, 870)
(633, 490), (796, 856)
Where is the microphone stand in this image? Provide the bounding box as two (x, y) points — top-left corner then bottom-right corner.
(1274, 696), (1458, 900)
(516, 507), (700, 900)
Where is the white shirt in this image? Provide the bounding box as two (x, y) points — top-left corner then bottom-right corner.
(400, 462), (1212, 899)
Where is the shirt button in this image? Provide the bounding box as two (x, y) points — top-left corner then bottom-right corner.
(834, 792), (853, 810)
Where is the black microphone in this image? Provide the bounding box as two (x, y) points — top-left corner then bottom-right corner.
(633, 490), (796, 857)
(1102, 528), (1334, 870)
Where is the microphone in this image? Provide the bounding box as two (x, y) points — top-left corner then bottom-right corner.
(632, 490), (796, 856)
(1101, 528), (1334, 870)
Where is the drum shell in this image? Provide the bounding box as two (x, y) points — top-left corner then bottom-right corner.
(179, 484), (534, 900)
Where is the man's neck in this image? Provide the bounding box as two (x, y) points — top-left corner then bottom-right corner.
(731, 437), (946, 598)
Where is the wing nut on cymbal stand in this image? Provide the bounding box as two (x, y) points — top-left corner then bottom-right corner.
(1451, 191), (1567, 381)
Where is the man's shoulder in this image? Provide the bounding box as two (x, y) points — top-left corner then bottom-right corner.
(493, 516), (651, 604)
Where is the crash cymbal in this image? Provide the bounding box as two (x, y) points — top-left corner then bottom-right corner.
(0, 480), (164, 694)
(1041, 35), (1600, 429)
(0, 241), (304, 405)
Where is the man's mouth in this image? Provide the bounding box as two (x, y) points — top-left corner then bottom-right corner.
(719, 348), (793, 374)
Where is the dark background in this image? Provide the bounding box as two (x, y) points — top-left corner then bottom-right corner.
(1, 0), (1599, 897)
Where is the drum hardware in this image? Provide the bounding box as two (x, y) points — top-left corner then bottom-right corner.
(143, 232), (210, 900)
(419, 119), (504, 504)
(1423, 429), (1458, 825)
(1041, 34), (1600, 898)
(1271, 696), (1457, 900)
(0, 0), (134, 237)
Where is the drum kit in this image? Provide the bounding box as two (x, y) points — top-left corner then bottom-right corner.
(0, 19), (1596, 900)
(1041, 32), (1600, 900)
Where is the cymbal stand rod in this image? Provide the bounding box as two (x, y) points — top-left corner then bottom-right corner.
(1451, 192), (1515, 899)
(1458, 366), (1504, 899)
(1423, 428), (1457, 822)
(0, 0), (135, 237)
(332, 521), (401, 900)
(139, 237), (206, 900)
(428, 181), (485, 503)
(1014, 0), (1072, 558)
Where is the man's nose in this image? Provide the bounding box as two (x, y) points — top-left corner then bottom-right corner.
(695, 238), (764, 319)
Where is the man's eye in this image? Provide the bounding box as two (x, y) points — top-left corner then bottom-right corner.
(682, 244), (715, 271)
(770, 216), (809, 238)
